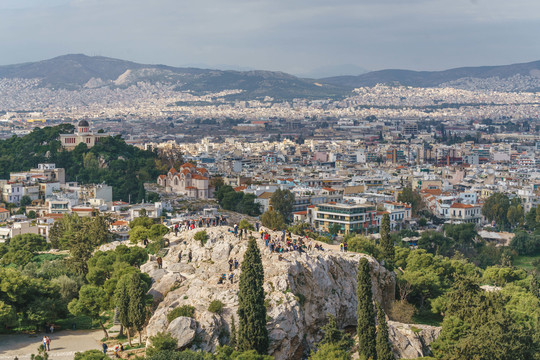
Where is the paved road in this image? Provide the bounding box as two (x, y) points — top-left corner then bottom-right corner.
(0, 330), (104, 360)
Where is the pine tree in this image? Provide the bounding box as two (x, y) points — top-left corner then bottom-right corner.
(115, 276), (132, 345)
(380, 214), (394, 266)
(128, 273), (147, 345)
(357, 258), (376, 360)
(237, 236), (269, 354)
(230, 316), (237, 350)
(376, 303), (394, 360)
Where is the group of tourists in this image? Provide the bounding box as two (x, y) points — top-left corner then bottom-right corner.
(217, 273), (235, 285)
(102, 342), (124, 357)
(260, 228), (325, 254)
(172, 215), (228, 235)
(42, 336), (51, 351)
(339, 241), (348, 252)
(177, 249), (193, 263)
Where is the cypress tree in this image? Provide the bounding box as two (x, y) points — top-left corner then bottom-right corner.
(357, 258), (376, 359)
(376, 303), (394, 360)
(128, 273), (147, 346)
(237, 236), (269, 354)
(115, 276), (132, 345)
(230, 316), (237, 350)
(380, 213), (394, 266)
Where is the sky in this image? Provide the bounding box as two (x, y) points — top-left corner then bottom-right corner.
(0, 0), (539, 76)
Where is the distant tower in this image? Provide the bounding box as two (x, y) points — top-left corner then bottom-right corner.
(77, 119), (90, 134)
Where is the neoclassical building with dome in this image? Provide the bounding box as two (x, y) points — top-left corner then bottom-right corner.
(59, 120), (109, 150)
(157, 163), (214, 199)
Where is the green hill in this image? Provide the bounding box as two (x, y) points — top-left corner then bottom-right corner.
(0, 125), (162, 203)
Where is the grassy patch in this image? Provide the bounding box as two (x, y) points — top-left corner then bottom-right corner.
(412, 309), (443, 327)
(513, 254), (540, 271)
(31, 253), (67, 264)
(411, 326), (422, 334)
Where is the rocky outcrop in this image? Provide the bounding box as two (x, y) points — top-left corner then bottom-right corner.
(388, 321), (441, 359)
(143, 226), (397, 359)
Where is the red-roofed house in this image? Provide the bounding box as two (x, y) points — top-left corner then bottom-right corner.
(0, 208), (9, 222)
(449, 203), (482, 224)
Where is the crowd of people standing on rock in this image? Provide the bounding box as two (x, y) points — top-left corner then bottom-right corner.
(259, 228), (326, 254)
(172, 215), (228, 235)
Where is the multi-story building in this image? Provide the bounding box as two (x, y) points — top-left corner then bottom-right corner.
(313, 202), (379, 235)
(382, 201), (412, 230)
(449, 203), (482, 224)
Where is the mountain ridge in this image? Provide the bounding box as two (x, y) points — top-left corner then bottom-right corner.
(1, 54), (540, 97)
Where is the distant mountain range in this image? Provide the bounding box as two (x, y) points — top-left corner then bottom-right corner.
(1, 54), (539, 100)
(321, 61), (540, 91)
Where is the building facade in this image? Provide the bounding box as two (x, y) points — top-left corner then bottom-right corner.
(157, 163), (213, 199)
(59, 120), (109, 150)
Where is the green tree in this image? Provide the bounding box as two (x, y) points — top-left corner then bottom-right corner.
(230, 317), (237, 350)
(68, 285), (109, 338)
(380, 213), (394, 266)
(320, 314), (353, 351)
(194, 230), (209, 246)
(328, 223), (341, 237)
(270, 189), (295, 223)
(357, 258), (376, 359)
(397, 187), (424, 215)
(115, 275), (131, 341)
(20, 195), (32, 206)
(510, 231), (540, 256)
(376, 303), (394, 360)
(260, 210), (285, 230)
(128, 272), (148, 345)
(237, 237), (268, 354)
(482, 192), (511, 229)
(0, 233), (49, 266)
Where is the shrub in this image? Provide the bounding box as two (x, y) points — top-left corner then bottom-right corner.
(74, 349), (109, 360)
(194, 230), (209, 246)
(238, 219), (255, 231)
(167, 305), (196, 322)
(208, 300), (225, 314)
(146, 332), (178, 357)
(389, 300), (415, 324)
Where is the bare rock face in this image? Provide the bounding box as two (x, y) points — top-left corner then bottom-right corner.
(144, 226), (396, 359)
(167, 316), (197, 348)
(388, 321), (442, 359)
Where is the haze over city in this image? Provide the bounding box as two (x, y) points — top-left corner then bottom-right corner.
(1, 0), (540, 76)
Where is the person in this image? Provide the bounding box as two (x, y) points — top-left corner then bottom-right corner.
(228, 258), (233, 271)
(234, 224), (238, 237)
(255, 222), (260, 231)
(188, 250), (192, 263)
(50, 324), (54, 333)
(218, 275), (224, 285)
(343, 241), (348, 252)
(46, 336), (51, 351)
(120, 343), (124, 351)
(42, 336), (47, 351)
(178, 250), (182, 263)
(102, 342), (108, 354)
(239, 228), (243, 239)
(229, 273), (234, 284)
(340, 242), (344, 252)
(157, 256), (163, 269)
(174, 223), (179, 236)
(114, 344), (120, 358)
(234, 258), (239, 269)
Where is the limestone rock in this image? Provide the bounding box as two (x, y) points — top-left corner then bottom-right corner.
(144, 226), (397, 360)
(167, 316), (197, 349)
(388, 321), (442, 359)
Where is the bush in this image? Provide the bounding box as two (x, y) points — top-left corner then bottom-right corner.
(208, 300), (225, 314)
(194, 230), (209, 246)
(238, 219), (255, 231)
(74, 349), (109, 360)
(147, 238), (165, 254)
(389, 300), (416, 324)
(167, 305), (196, 322)
(146, 332), (178, 357)
(260, 210), (285, 230)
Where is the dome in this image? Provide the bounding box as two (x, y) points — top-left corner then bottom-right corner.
(78, 120), (89, 127)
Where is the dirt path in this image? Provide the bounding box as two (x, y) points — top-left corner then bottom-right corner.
(0, 330), (105, 360)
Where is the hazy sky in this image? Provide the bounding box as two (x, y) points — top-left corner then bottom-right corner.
(1, 0), (539, 75)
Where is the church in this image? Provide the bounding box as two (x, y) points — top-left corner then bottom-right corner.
(157, 163), (214, 199)
(59, 120), (109, 150)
